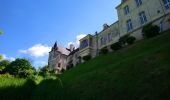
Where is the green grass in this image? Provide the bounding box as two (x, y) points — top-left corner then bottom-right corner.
(31, 30), (170, 100)
(0, 77), (35, 100)
(1, 30), (170, 100)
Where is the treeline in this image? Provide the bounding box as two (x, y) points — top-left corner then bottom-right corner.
(0, 58), (54, 78)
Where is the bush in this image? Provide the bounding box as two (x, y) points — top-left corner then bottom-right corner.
(119, 34), (129, 45)
(111, 42), (122, 51)
(126, 36), (136, 45)
(100, 47), (109, 55)
(142, 23), (160, 38)
(0, 73), (13, 78)
(83, 55), (92, 61)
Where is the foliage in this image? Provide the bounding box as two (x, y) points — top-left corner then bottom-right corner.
(0, 60), (10, 74)
(119, 34), (129, 45)
(0, 73), (13, 78)
(100, 47), (109, 54)
(61, 68), (65, 73)
(142, 23), (160, 38)
(126, 36), (136, 45)
(82, 55), (92, 61)
(6, 58), (36, 78)
(110, 42), (122, 51)
(0, 55), (3, 60)
(39, 65), (49, 76)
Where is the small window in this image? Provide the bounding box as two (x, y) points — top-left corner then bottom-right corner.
(81, 39), (89, 49)
(139, 12), (147, 25)
(160, 22), (163, 32)
(124, 6), (130, 15)
(127, 19), (133, 32)
(163, 0), (170, 9)
(135, 0), (142, 7)
(100, 37), (104, 46)
(108, 33), (112, 42)
(58, 63), (61, 67)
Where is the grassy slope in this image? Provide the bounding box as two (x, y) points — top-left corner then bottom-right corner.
(0, 78), (35, 100)
(31, 30), (170, 100)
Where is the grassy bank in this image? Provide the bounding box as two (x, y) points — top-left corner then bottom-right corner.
(0, 77), (35, 100)
(32, 30), (170, 100)
(0, 30), (170, 100)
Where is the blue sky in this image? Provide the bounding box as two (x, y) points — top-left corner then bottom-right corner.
(0, 0), (121, 68)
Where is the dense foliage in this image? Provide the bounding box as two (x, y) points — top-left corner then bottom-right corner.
(126, 36), (136, 45)
(100, 47), (109, 54)
(0, 60), (10, 74)
(5, 58), (36, 78)
(142, 23), (160, 38)
(82, 55), (92, 61)
(110, 42), (122, 51)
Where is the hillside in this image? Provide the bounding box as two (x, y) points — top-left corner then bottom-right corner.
(31, 30), (170, 100)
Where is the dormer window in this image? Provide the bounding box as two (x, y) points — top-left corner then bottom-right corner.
(124, 5), (130, 15)
(135, 0), (142, 7)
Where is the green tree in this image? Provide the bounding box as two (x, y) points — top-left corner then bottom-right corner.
(39, 65), (50, 77)
(0, 30), (3, 60)
(0, 55), (3, 60)
(0, 60), (10, 74)
(6, 58), (36, 78)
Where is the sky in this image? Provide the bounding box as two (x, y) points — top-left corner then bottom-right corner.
(0, 0), (121, 68)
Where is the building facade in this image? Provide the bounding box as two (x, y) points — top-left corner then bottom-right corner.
(49, 0), (170, 72)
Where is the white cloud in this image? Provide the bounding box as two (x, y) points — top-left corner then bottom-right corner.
(1, 54), (15, 61)
(19, 44), (51, 57)
(68, 34), (86, 48)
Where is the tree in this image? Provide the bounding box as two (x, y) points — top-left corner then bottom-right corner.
(6, 58), (36, 78)
(39, 65), (50, 76)
(0, 30), (3, 60)
(142, 23), (160, 38)
(0, 55), (3, 60)
(0, 60), (10, 74)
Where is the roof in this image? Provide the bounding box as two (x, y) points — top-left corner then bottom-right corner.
(57, 44), (70, 55)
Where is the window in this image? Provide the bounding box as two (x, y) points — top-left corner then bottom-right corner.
(100, 37), (104, 46)
(81, 39), (89, 49)
(124, 6), (130, 15)
(139, 12), (147, 25)
(135, 0), (142, 7)
(100, 36), (107, 46)
(127, 19), (133, 32)
(160, 22), (163, 32)
(108, 33), (112, 42)
(58, 63), (61, 67)
(163, 0), (170, 9)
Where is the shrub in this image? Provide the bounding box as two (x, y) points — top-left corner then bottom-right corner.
(0, 73), (13, 78)
(83, 55), (92, 61)
(119, 34), (129, 45)
(111, 42), (122, 51)
(100, 47), (109, 55)
(126, 36), (136, 45)
(142, 23), (160, 38)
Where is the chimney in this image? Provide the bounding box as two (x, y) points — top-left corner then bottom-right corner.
(103, 24), (109, 30)
(69, 44), (75, 52)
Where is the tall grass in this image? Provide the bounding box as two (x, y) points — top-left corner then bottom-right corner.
(0, 76), (36, 100)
